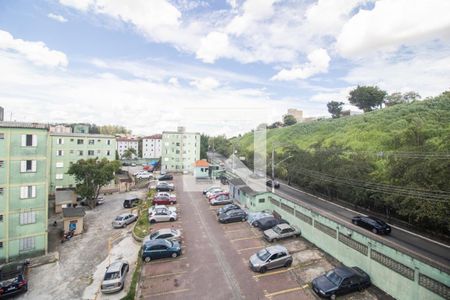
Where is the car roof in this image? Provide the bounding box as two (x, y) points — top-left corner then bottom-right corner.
(334, 266), (356, 278)
(125, 196), (139, 200)
(118, 213), (131, 217)
(106, 260), (125, 273)
(275, 223), (291, 230)
(155, 228), (176, 235)
(266, 245), (288, 254)
(145, 239), (171, 246)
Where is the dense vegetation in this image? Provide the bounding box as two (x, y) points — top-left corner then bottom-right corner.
(221, 92), (450, 235)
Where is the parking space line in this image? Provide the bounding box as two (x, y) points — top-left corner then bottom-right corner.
(237, 246), (263, 253)
(144, 288), (190, 298)
(224, 228), (251, 233)
(147, 271), (187, 279)
(147, 257), (187, 265)
(253, 268), (293, 278)
(265, 284), (309, 299)
(231, 236), (261, 242)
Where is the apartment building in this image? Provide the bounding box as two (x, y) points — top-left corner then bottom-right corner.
(161, 127), (200, 172)
(50, 133), (116, 193)
(117, 137), (139, 159)
(142, 134), (162, 159)
(0, 122), (50, 262)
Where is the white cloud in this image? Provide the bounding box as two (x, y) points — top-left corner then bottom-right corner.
(336, 0), (450, 57)
(271, 48), (331, 81)
(189, 77), (220, 90)
(196, 31), (231, 63)
(0, 30), (68, 68)
(59, 0), (93, 11)
(168, 77), (180, 86)
(226, 0), (277, 36)
(48, 13), (68, 23)
(227, 0), (238, 9)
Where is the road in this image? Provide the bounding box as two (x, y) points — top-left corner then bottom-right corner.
(209, 152), (450, 272)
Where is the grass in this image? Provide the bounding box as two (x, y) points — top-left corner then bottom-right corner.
(121, 249), (143, 300)
(132, 189), (156, 239)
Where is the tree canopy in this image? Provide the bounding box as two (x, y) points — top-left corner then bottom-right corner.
(348, 85), (387, 112)
(327, 101), (345, 118)
(67, 158), (121, 208)
(283, 114), (297, 126)
(122, 148), (137, 160)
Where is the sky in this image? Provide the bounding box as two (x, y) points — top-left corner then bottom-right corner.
(0, 0), (449, 136)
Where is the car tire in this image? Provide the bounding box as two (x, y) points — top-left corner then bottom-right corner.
(284, 260), (292, 268)
(259, 267), (267, 273)
(330, 294), (336, 300)
(372, 228), (378, 234)
(150, 219), (156, 224)
(144, 256), (151, 263)
(170, 218), (175, 222)
(170, 202), (174, 205)
(241, 217), (246, 222)
(272, 238), (277, 243)
(172, 252), (178, 258)
(352, 219), (357, 225)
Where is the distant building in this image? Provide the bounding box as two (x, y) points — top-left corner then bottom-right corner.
(117, 137), (139, 159)
(73, 124), (90, 134)
(50, 133), (116, 193)
(161, 127), (200, 173)
(49, 125), (72, 133)
(0, 121), (50, 262)
(341, 110), (363, 117)
(142, 134), (162, 159)
(287, 108), (303, 122)
(0, 107), (4, 122)
(194, 159), (209, 178)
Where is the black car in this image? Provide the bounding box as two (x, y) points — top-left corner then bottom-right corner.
(266, 180), (280, 189)
(253, 216), (288, 231)
(217, 204), (241, 216)
(123, 197), (140, 208)
(352, 215), (391, 235)
(218, 209), (247, 224)
(0, 261), (29, 298)
(312, 266), (371, 299)
(158, 174), (173, 181)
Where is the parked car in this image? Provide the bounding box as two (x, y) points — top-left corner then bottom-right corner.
(123, 196), (140, 208)
(266, 179), (280, 189)
(153, 195), (176, 205)
(249, 245), (292, 273)
(351, 215), (391, 235)
(263, 224), (301, 242)
(133, 170), (149, 176)
(247, 211), (273, 226)
(100, 260), (129, 294)
(218, 209), (247, 223)
(149, 207), (177, 223)
(206, 188), (223, 198)
(142, 228), (182, 244)
(311, 266), (371, 299)
(112, 213), (138, 228)
(148, 205), (177, 215)
(136, 173), (152, 179)
(156, 182), (175, 192)
(209, 192), (232, 206)
(142, 239), (182, 262)
(158, 174), (173, 181)
(0, 260), (29, 297)
(80, 196), (105, 206)
(203, 186), (220, 195)
(217, 204), (241, 216)
(253, 216), (289, 231)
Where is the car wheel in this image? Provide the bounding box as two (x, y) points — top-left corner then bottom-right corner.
(284, 260), (292, 268)
(352, 219), (357, 225)
(241, 217), (246, 222)
(170, 218), (175, 222)
(170, 202), (174, 205)
(171, 252), (178, 258)
(150, 219), (156, 224)
(372, 228), (378, 234)
(144, 256), (151, 263)
(272, 238), (277, 243)
(330, 294), (336, 300)
(259, 267), (267, 274)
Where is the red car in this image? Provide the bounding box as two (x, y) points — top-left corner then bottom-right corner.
(153, 194), (176, 205)
(208, 192), (230, 202)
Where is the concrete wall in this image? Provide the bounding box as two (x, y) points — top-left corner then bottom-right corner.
(252, 193), (450, 300)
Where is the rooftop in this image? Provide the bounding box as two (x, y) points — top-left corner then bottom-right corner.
(194, 160), (209, 167)
(0, 121), (48, 130)
(62, 207), (86, 218)
(50, 132), (115, 138)
(142, 134), (162, 139)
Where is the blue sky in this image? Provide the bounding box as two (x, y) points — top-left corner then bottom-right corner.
(0, 0), (449, 135)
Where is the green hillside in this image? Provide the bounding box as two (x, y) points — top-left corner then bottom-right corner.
(233, 92), (450, 235)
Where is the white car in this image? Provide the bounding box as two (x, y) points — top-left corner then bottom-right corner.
(155, 192), (175, 198)
(101, 259), (129, 293)
(149, 207), (177, 223)
(136, 173), (153, 179)
(148, 205), (177, 215)
(203, 186), (220, 195)
(206, 188), (223, 198)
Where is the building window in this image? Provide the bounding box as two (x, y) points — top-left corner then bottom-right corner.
(20, 186), (36, 199)
(88, 139), (95, 145)
(0, 215), (2, 222)
(0, 188), (3, 195)
(56, 150), (64, 156)
(56, 174), (64, 180)
(0, 133), (4, 139)
(21, 134), (37, 147)
(19, 236), (35, 251)
(77, 139), (84, 144)
(19, 212), (36, 225)
(107, 140), (111, 145)
(0, 160), (4, 167)
(56, 162), (64, 168)
(20, 160), (36, 172)
(70, 138), (74, 142)
(97, 139), (101, 142)
(78, 150), (83, 156)
(107, 150), (111, 156)
(57, 138), (64, 145)
(88, 150), (95, 156)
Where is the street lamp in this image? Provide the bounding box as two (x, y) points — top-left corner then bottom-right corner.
(271, 142), (294, 193)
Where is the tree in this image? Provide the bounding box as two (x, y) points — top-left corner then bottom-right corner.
(122, 148), (137, 160)
(67, 158), (120, 208)
(348, 85), (387, 112)
(385, 91), (421, 107)
(115, 150), (120, 160)
(283, 114), (297, 126)
(98, 125), (131, 135)
(209, 135), (232, 157)
(200, 134), (209, 159)
(327, 101), (345, 118)
(268, 121), (283, 129)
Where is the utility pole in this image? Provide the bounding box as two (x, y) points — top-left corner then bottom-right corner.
(232, 143), (236, 173)
(271, 143), (275, 194)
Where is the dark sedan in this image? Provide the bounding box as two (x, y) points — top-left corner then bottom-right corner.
(312, 266), (371, 299)
(266, 180), (280, 189)
(253, 216), (288, 231)
(0, 261), (29, 298)
(218, 209), (247, 223)
(217, 204), (241, 216)
(352, 215), (391, 235)
(158, 174), (173, 181)
(141, 239), (181, 262)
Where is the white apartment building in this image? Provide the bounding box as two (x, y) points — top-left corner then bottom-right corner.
(161, 127), (200, 172)
(117, 137), (139, 158)
(142, 134), (162, 158)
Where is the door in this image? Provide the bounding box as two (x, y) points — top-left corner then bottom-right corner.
(266, 253), (279, 269)
(339, 278), (352, 295)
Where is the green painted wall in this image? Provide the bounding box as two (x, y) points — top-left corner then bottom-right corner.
(161, 131), (200, 172)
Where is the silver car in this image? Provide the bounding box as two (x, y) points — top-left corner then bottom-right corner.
(101, 260), (129, 293)
(142, 228), (182, 244)
(263, 223), (301, 242)
(249, 245), (293, 273)
(112, 213), (138, 228)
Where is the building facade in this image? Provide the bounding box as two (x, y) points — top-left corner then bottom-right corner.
(287, 108), (304, 122)
(161, 127), (200, 172)
(0, 122), (50, 262)
(117, 138), (139, 159)
(49, 133), (116, 193)
(142, 134), (162, 159)
(0, 107), (4, 122)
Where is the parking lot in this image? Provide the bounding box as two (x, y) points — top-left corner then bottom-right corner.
(138, 175), (379, 300)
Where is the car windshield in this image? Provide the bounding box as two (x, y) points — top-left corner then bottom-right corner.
(115, 216), (123, 221)
(150, 232), (159, 239)
(104, 271), (120, 280)
(257, 249), (271, 261)
(272, 226), (282, 234)
(170, 229), (178, 235)
(326, 270), (343, 286)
